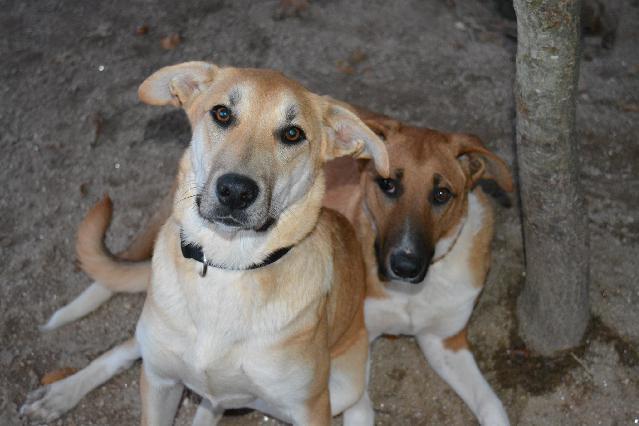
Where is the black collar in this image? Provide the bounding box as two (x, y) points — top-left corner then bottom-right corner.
(180, 231), (293, 276)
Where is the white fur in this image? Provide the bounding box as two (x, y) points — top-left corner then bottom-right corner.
(20, 339), (140, 422)
(180, 196), (276, 268)
(136, 221), (338, 425)
(417, 334), (509, 425)
(189, 121), (214, 187)
(344, 192), (509, 426)
(40, 282), (113, 331)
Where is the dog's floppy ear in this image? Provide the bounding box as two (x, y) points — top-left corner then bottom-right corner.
(321, 98), (390, 178)
(449, 133), (514, 192)
(362, 116), (400, 142)
(138, 61), (218, 107)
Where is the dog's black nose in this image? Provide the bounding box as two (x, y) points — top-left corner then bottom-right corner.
(216, 173), (259, 210)
(389, 250), (427, 282)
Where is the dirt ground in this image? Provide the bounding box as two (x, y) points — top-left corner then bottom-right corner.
(1, 0), (638, 425)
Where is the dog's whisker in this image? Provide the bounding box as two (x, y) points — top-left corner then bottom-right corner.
(177, 194), (200, 204)
(178, 185), (204, 198)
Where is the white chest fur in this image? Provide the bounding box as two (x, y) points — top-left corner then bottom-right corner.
(136, 226), (318, 413)
(365, 192), (487, 340)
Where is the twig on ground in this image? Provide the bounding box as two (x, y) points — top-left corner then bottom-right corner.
(570, 352), (595, 381)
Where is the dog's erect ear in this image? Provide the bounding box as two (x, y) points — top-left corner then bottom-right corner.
(449, 133), (514, 192)
(138, 61), (218, 107)
(321, 98), (390, 178)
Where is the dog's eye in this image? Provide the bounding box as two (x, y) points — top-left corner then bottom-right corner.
(211, 105), (233, 127)
(432, 187), (453, 205)
(281, 126), (305, 144)
(377, 178), (397, 196)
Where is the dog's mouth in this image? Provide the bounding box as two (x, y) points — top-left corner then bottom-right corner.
(209, 214), (276, 233)
(213, 216), (245, 228)
(195, 188), (277, 233)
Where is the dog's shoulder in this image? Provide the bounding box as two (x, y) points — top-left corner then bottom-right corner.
(314, 208), (367, 354)
(318, 208), (359, 252)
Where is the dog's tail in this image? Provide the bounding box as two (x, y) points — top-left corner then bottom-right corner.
(41, 195), (152, 331)
(75, 195), (151, 292)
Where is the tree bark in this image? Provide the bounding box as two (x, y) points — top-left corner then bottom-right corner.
(514, 0), (589, 356)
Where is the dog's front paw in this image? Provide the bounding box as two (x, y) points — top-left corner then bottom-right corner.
(477, 398), (509, 426)
(342, 393), (374, 426)
(20, 384), (77, 423)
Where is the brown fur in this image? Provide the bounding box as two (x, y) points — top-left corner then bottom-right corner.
(76, 196), (150, 292)
(443, 327), (469, 352)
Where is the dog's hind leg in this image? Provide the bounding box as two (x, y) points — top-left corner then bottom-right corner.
(20, 338), (140, 422)
(416, 332), (509, 426)
(39, 282), (114, 331)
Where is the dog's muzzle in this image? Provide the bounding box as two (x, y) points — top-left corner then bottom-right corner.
(375, 235), (433, 285)
(388, 248), (431, 283)
(197, 172), (275, 231)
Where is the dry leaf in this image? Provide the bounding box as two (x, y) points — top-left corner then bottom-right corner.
(41, 367), (78, 385)
(79, 182), (90, 197)
(349, 49), (367, 65)
(336, 49), (368, 75)
(161, 33), (182, 50)
(619, 101), (639, 113)
(276, 0), (309, 18)
(336, 65), (354, 75)
(92, 112), (104, 146)
(509, 348), (530, 360)
(135, 24), (149, 36)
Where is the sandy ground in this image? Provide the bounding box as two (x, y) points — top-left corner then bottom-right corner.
(1, 0), (638, 425)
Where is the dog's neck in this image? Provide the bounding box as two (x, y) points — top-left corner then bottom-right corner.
(172, 152), (326, 270)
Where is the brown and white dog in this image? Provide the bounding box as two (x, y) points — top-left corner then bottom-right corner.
(324, 112), (513, 425)
(22, 61), (392, 425)
(22, 93), (512, 425)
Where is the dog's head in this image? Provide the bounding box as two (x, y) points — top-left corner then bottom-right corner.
(360, 117), (513, 284)
(139, 62), (389, 233)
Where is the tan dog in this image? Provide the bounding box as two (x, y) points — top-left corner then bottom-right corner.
(23, 61), (391, 426)
(23, 106), (512, 425)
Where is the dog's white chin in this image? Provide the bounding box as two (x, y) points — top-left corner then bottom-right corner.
(211, 221), (243, 236)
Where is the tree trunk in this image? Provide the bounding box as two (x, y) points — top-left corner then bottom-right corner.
(514, 0), (589, 356)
